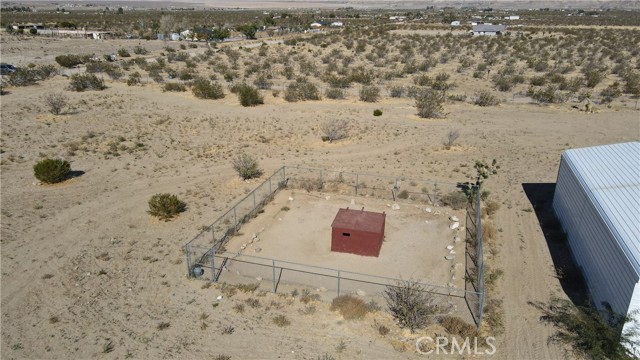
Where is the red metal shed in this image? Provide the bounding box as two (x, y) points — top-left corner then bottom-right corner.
(331, 207), (386, 257)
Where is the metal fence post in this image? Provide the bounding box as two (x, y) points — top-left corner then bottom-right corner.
(185, 244), (192, 278)
(233, 207), (238, 231)
(272, 259), (277, 293)
(475, 185), (485, 327)
(337, 270), (341, 296)
(210, 247), (215, 282)
(252, 190), (256, 213)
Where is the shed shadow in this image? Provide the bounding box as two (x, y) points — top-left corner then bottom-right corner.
(522, 183), (588, 306)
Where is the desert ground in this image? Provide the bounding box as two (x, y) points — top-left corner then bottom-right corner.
(1, 23), (639, 360)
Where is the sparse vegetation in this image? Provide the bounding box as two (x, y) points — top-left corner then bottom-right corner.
(33, 158), (71, 184)
(444, 129), (460, 149)
(43, 92), (68, 115)
(272, 314), (290, 327)
(68, 73), (105, 91)
(474, 90), (500, 106)
(147, 193), (186, 220)
(330, 295), (369, 320)
(231, 153), (263, 180)
(192, 78), (225, 100)
(320, 119), (349, 142)
(384, 279), (438, 332)
(415, 88), (446, 118)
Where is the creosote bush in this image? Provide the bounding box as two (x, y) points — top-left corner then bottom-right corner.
(384, 279), (438, 332)
(55, 54), (83, 68)
(373, 109), (383, 116)
(232, 83), (264, 107)
(284, 78), (320, 102)
(163, 83), (186, 92)
(231, 153), (263, 180)
(415, 88), (445, 118)
(68, 73), (105, 91)
(192, 78), (225, 99)
(330, 295), (369, 320)
(474, 90), (500, 106)
(33, 158), (71, 184)
(359, 85), (380, 102)
(148, 193), (186, 221)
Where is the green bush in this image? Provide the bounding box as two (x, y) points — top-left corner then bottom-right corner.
(233, 83), (263, 107)
(33, 158), (71, 183)
(359, 85), (380, 102)
(148, 193), (186, 220)
(127, 72), (142, 86)
(373, 109), (383, 116)
(253, 74), (272, 90)
(192, 78), (225, 100)
(474, 90), (500, 106)
(163, 83), (187, 92)
(7, 68), (38, 86)
(55, 54), (83, 68)
(68, 73), (105, 91)
(415, 88), (445, 118)
(117, 48), (131, 57)
(231, 153), (263, 180)
(284, 78), (320, 102)
(325, 88), (345, 99)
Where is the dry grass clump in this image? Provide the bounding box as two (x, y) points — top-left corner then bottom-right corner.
(147, 193), (186, 221)
(272, 314), (290, 327)
(330, 295), (369, 320)
(440, 316), (478, 339)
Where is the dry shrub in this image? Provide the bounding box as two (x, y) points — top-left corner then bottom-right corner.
(43, 92), (68, 115)
(440, 316), (478, 339)
(384, 279), (438, 332)
(320, 119), (348, 142)
(148, 193), (186, 220)
(484, 200), (500, 216)
(443, 191), (468, 210)
(272, 314), (290, 327)
(330, 295), (369, 320)
(231, 153), (262, 180)
(483, 221), (497, 240)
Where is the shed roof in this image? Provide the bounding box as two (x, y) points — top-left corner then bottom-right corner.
(472, 24), (506, 32)
(561, 142), (640, 274)
(331, 208), (385, 234)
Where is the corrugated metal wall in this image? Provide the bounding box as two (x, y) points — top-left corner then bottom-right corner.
(553, 155), (639, 316)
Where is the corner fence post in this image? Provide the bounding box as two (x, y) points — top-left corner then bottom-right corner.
(475, 184), (485, 327)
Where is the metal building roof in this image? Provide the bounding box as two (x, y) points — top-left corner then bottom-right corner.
(561, 142), (640, 274)
(331, 208), (386, 234)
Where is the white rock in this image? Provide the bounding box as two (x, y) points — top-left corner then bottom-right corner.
(391, 203), (400, 210)
(252, 233), (257, 239)
(317, 287), (328, 292)
(350, 199), (355, 205)
(434, 210), (441, 215)
(450, 216), (459, 222)
(425, 207), (432, 213)
(216, 295), (223, 301)
(445, 255), (455, 260)
(449, 250), (456, 255)
(254, 247), (262, 253)
(356, 289), (367, 296)
(288, 196), (294, 201)
(446, 245), (454, 250)
(425, 220), (430, 224)
(256, 277), (262, 281)
(450, 222), (460, 230)
(325, 196), (331, 200)
(454, 236), (461, 242)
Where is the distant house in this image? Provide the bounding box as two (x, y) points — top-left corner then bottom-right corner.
(450, 21), (460, 26)
(330, 21), (343, 27)
(471, 24), (506, 36)
(310, 22), (323, 28)
(506, 15), (520, 20)
(170, 33), (180, 41)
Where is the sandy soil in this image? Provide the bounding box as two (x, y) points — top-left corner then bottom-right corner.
(1, 34), (639, 360)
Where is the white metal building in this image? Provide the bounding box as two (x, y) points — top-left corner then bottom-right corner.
(553, 142), (640, 345)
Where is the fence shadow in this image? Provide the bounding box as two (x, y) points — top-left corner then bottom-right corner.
(521, 183), (588, 306)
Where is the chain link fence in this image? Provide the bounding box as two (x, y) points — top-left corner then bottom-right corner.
(184, 166), (485, 327)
